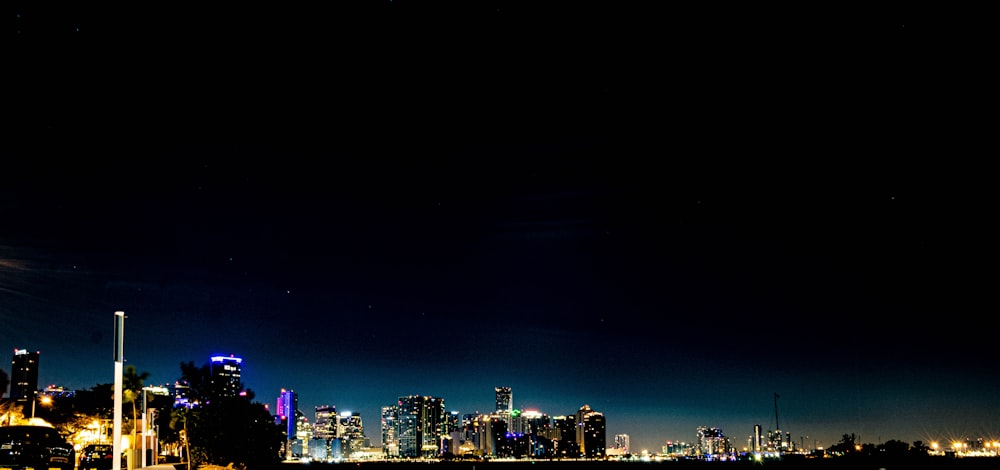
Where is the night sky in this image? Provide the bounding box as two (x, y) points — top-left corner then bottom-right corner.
(4, 2), (992, 454)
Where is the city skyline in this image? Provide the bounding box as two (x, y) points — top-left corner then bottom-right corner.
(5, 1), (989, 459)
(4, 345), (996, 454)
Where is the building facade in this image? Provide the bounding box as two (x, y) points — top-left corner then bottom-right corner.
(10, 349), (39, 401)
(395, 395), (446, 458)
(495, 386), (512, 414)
(381, 405), (398, 457)
(575, 404), (606, 458)
(613, 433), (630, 455)
(209, 355), (242, 398)
(314, 405), (338, 441)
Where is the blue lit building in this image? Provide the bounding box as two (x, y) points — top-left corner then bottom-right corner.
(209, 355), (242, 398)
(276, 388), (298, 459)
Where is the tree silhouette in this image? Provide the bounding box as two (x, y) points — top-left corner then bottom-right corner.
(0, 369), (9, 400)
(121, 365), (151, 435)
(879, 439), (910, 455)
(185, 396), (283, 468)
(827, 433), (858, 454)
(178, 361), (212, 406)
(170, 361), (283, 468)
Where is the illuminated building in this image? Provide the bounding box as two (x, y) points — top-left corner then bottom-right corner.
(172, 380), (193, 408)
(697, 426), (729, 458)
(9, 349), (39, 401)
(552, 415), (579, 457)
(395, 395), (446, 458)
(314, 405), (337, 440)
(296, 414), (313, 458)
(477, 414), (506, 457)
(446, 411), (460, 433)
(575, 404), (606, 458)
(339, 411), (368, 455)
(276, 388), (298, 459)
(521, 410), (551, 436)
(209, 355), (242, 398)
(663, 440), (693, 457)
(753, 424), (762, 453)
(460, 413), (481, 451)
(614, 434), (630, 454)
(495, 386), (512, 414)
(381, 405), (398, 457)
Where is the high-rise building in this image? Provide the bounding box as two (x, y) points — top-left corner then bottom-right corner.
(10, 349), (39, 400)
(209, 355), (242, 398)
(476, 414), (506, 457)
(613, 434), (630, 454)
(381, 405), (398, 457)
(521, 410), (551, 436)
(495, 386), (512, 414)
(339, 412), (368, 455)
(575, 404), (606, 459)
(552, 415), (578, 458)
(276, 388), (298, 452)
(697, 426), (728, 457)
(752, 424), (762, 453)
(314, 405), (338, 440)
(395, 395), (446, 458)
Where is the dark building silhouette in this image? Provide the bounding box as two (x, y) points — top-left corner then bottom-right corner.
(9, 349), (39, 401)
(576, 404), (606, 458)
(209, 355), (242, 398)
(552, 414), (578, 458)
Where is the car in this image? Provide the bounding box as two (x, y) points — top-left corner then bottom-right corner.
(78, 444), (125, 470)
(0, 425), (75, 470)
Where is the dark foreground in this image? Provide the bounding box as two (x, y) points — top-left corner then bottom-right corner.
(257, 456), (1000, 470)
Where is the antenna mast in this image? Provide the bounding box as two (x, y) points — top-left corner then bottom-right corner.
(774, 392), (780, 430)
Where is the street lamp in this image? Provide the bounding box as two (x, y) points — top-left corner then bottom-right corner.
(31, 392), (52, 420)
(139, 386), (160, 468)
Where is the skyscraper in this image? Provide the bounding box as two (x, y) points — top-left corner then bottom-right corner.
(552, 415), (578, 458)
(209, 355), (242, 398)
(339, 412), (367, 455)
(697, 426), (728, 456)
(9, 349), (39, 400)
(575, 404), (606, 459)
(314, 405), (338, 441)
(495, 386), (512, 414)
(276, 388), (298, 446)
(381, 405), (398, 457)
(395, 395), (446, 458)
(614, 434), (630, 454)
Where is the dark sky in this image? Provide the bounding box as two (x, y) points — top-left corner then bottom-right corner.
(4, 2), (993, 453)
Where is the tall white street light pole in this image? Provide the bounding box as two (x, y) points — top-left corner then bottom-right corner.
(113, 311), (124, 470)
(141, 388), (146, 468)
(140, 386), (158, 468)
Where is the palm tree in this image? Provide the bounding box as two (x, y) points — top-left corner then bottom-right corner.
(121, 365), (151, 437)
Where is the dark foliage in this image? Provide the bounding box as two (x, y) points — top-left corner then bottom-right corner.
(184, 396), (284, 469)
